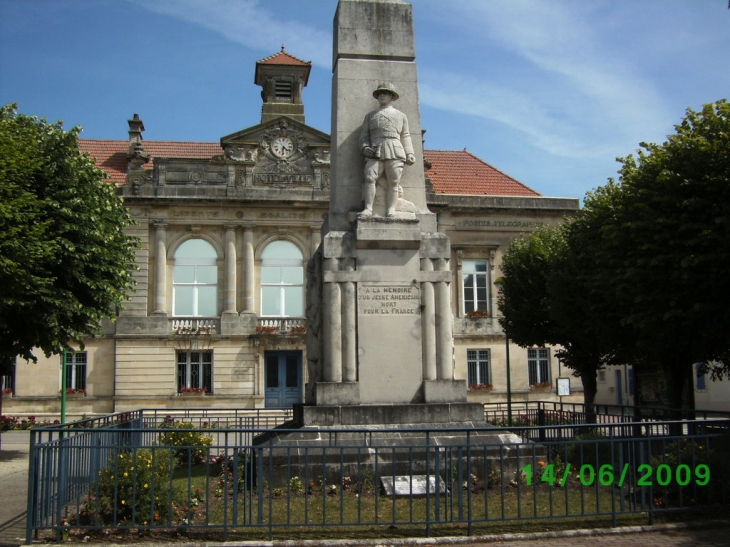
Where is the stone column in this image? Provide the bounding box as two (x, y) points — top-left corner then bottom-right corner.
(421, 258), (437, 381)
(323, 259), (342, 382)
(242, 227), (255, 313)
(341, 280), (357, 382)
(223, 225), (237, 314)
(310, 227), (321, 255)
(435, 258), (453, 380)
(152, 221), (167, 315)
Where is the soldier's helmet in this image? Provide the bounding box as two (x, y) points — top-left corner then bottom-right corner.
(372, 82), (399, 101)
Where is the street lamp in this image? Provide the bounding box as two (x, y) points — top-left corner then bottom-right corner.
(493, 277), (512, 426)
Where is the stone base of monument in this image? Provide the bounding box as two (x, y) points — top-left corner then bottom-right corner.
(252, 403), (546, 489)
(294, 401), (483, 426)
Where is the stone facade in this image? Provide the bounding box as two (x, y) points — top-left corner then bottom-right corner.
(2, 45), (582, 418)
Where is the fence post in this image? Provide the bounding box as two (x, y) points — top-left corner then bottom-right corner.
(26, 430), (38, 545)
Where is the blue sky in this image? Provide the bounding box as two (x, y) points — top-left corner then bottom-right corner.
(1, 0), (728, 200)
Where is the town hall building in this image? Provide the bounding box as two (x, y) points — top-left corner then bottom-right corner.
(2, 49), (581, 417)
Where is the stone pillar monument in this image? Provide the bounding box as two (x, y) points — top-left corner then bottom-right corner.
(301, 0), (482, 426)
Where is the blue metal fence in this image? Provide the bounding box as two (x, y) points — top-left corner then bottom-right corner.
(25, 409), (730, 544)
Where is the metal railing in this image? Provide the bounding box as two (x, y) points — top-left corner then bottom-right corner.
(25, 412), (730, 544)
(486, 400), (730, 424)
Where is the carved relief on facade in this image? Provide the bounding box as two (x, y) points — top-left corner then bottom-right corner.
(125, 142), (153, 195)
(222, 145), (256, 163)
(252, 120), (316, 188)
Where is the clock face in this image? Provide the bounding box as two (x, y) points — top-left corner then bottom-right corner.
(271, 137), (294, 158)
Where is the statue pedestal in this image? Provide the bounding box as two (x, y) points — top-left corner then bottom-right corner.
(295, 401), (483, 427)
(316, 216), (457, 407)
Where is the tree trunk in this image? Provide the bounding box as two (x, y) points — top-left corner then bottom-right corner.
(662, 352), (690, 436)
(580, 371), (598, 424)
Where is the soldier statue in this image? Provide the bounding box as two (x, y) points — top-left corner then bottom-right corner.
(359, 82), (415, 218)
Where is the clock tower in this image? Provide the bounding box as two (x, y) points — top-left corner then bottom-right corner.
(255, 46), (312, 124)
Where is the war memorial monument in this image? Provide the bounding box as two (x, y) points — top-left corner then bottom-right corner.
(254, 0), (533, 485)
(298, 0), (480, 427)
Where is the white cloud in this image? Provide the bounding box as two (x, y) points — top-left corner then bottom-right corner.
(416, 0), (671, 161)
(129, 0), (332, 68)
(420, 72), (608, 160)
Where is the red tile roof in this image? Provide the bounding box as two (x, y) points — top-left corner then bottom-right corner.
(79, 140), (540, 197)
(257, 47), (311, 67)
(79, 140), (222, 185)
(423, 150), (541, 197)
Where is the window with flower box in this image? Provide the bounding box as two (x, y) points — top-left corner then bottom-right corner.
(177, 351), (213, 394)
(528, 348), (550, 386)
(462, 260), (489, 316)
(64, 351), (87, 392)
(1, 373), (13, 396)
(467, 349), (491, 389)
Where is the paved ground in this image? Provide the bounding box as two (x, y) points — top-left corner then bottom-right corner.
(2, 430), (729, 547)
(0, 431), (30, 547)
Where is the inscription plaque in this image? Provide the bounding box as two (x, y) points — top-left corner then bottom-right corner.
(455, 218), (547, 231)
(358, 284), (421, 316)
(381, 475), (449, 497)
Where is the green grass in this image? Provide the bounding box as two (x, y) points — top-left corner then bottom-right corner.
(140, 468), (655, 542)
(60, 458), (728, 544)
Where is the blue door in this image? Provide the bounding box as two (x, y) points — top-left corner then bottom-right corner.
(265, 351), (302, 408)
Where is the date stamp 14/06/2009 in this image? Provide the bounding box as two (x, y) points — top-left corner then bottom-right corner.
(520, 462), (710, 488)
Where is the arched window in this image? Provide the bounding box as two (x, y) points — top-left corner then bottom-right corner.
(260, 240), (304, 317)
(173, 239), (218, 317)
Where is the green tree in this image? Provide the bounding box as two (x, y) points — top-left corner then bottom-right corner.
(498, 224), (606, 416)
(0, 104), (137, 363)
(580, 99), (730, 411)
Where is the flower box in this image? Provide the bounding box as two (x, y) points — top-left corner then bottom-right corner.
(466, 310), (490, 319)
(60, 389), (86, 398)
(179, 388), (208, 396)
(530, 382), (553, 391)
(175, 327), (214, 335)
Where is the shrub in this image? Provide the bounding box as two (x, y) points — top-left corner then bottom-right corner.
(289, 476), (303, 494)
(0, 415), (56, 430)
(157, 421), (213, 467)
(650, 437), (730, 507)
(78, 448), (173, 526)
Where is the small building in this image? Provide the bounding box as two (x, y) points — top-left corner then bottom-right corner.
(2, 50), (580, 417)
(594, 363), (730, 413)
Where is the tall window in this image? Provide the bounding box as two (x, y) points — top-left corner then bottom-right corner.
(467, 349), (491, 388)
(261, 241), (304, 317)
(173, 239), (218, 317)
(64, 351), (87, 391)
(177, 351), (213, 394)
(528, 348), (550, 386)
(695, 363), (707, 390)
(462, 260), (489, 314)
